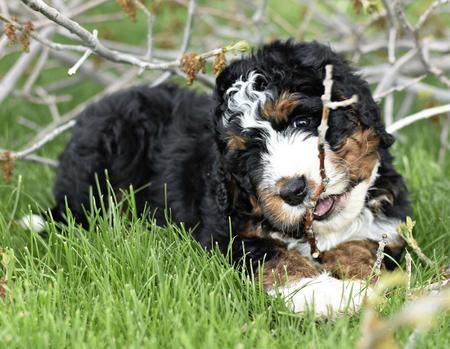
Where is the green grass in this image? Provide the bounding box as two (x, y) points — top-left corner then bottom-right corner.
(1, 1), (450, 348)
(0, 128), (449, 349)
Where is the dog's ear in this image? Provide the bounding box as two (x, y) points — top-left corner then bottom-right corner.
(214, 63), (240, 130)
(357, 92), (395, 148)
(215, 60), (252, 103)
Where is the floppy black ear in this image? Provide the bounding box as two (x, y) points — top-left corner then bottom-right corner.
(214, 62), (240, 130)
(358, 92), (395, 148)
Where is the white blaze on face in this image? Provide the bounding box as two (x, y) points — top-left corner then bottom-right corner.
(223, 71), (376, 236)
(260, 132), (347, 194)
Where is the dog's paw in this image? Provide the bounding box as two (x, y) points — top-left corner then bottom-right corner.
(18, 214), (45, 233)
(268, 272), (370, 318)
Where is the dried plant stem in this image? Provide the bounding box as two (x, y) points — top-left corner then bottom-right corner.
(405, 250), (412, 299)
(387, 103), (450, 133)
(19, 0), (238, 73)
(373, 234), (388, 281)
(396, 218), (434, 267)
(0, 120), (76, 162)
(304, 65), (358, 258)
(303, 65), (333, 258)
(407, 241), (433, 267)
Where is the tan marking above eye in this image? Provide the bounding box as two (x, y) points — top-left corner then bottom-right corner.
(262, 91), (300, 123)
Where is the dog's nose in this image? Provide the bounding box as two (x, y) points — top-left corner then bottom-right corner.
(279, 176), (308, 206)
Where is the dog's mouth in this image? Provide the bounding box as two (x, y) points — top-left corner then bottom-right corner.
(313, 191), (350, 221)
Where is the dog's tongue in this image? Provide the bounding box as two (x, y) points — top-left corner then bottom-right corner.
(314, 197), (334, 218)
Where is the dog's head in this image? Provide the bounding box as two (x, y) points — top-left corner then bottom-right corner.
(214, 41), (393, 237)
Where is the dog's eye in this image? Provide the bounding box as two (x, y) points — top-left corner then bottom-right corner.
(292, 117), (310, 128)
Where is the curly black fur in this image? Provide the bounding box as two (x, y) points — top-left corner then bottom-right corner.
(51, 41), (410, 270)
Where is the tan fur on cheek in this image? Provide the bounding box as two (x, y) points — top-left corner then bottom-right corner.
(258, 189), (301, 227)
(331, 128), (380, 182)
(262, 91), (299, 124)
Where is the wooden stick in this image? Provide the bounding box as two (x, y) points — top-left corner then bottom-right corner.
(304, 64), (358, 258)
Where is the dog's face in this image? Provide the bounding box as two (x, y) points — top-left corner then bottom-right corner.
(215, 41), (394, 237)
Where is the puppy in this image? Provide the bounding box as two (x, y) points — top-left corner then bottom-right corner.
(45, 41), (411, 316)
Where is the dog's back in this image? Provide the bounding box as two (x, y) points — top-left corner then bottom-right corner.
(52, 84), (215, 227)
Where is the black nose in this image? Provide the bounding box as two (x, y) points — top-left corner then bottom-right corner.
(279, 176), (308, 206)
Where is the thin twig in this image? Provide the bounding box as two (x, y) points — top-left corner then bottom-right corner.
(0, 120), (76, 161)
(394, 0), (450, 88)
(374, 48), (418, 97)
(19, 0), (227, 73)
(22, 154), (59, 167)
(252, 0), (268, 45)
(135, 0), (154, 75)
(373, 234), (388, 280)
(0, 26), (54, 103)
(387, 103), (450, 133)
(304, 65), (358, 258)
(68, 29), (98, 75)
(396, 218), (434, 266)
(405, 250), (412, 299)
(22, 47), (50, 94)
(178, 0), (196, 58)
(381, 0), (397, 64)
(374, 75), (426, 101)
(35, 87), (61, 121)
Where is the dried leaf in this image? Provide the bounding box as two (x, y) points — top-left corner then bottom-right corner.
(180, 53), (206, 85)
(20, 20), (34, 52)
(117, 0), (137, 22)
(4, 22), (17, 46)
(213, 50), (227, 76)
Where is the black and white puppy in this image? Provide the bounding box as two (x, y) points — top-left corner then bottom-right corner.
(39, 41), (411, 316)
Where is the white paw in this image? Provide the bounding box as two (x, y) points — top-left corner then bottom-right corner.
(268, 272), (370, 318)
(18, 214), (45, 233)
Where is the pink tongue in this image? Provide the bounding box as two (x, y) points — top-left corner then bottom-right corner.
(314, 197), (334, 217)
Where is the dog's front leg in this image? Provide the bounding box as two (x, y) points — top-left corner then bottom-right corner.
(260, 249), (370, 318)
(319, 240), (379, 280)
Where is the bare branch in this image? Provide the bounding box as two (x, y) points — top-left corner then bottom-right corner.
(178, 0), (196, 58)
(374, 75), (426, 101)
(388, 103), (450, 133)
(0, 120), (76, 162)
(381, 0), (397, 64)
(373, 234), (388, 280)
(0, 27), (54, 103)
(252, 0), (268, 45)
(304, 65), (358, 258)
(22, 154), (59, 167)
(18, 0), (221, 73)
(134, 0), (154, 75)
(22, 46), (50, 94)
(374, 48), (417, 97)
(394, 0), (450, 88)
(416, 0), (450, 30)
(67, 29), (97, 75)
